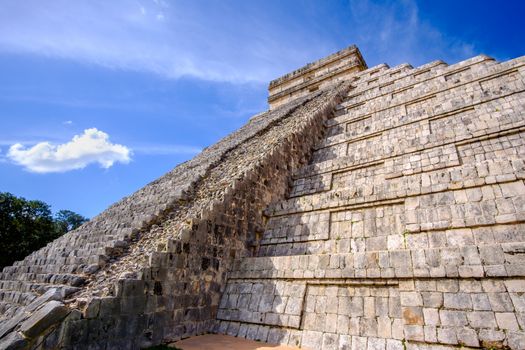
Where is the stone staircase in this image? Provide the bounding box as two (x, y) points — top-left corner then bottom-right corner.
(215, 55), (525, 349)
(0, 75), (349, 349)
(0, 91), (327, 339)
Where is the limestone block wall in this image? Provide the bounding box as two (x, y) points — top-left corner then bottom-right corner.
(268, 45), (366, 109)
(215, 54), (525, 349)
(0, 79), (349, 349)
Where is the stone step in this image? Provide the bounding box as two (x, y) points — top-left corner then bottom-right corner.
(331, 59), (524, 131)
(216, 276), (525, 349)
(0, 280), (79, 299)
(19, 247), (109, 265)
(289, 142), (461, 198)
(296, 91), (525, 181)
(343, 61), (440, 99)
(16, 238), (127, 262)
(289, 134), (525, 203)
(321, 79), (525, 154)
(235, 241), (525, 280)
(0, 290), (37, 309)
(342, 55), (496, 105)
(0, 301), (25, 322)
(39, 231), (120, 246)
(0, 283), (76, 325)
(9, 242), (127, 277)
(5, 257), (89, 272)
(337, 56), (497, 115)
(0, 272), (86, 287)
(272, 159), (525, 220)
(258, 222), (525, 258)
(336, 65), (418, 115)
(2, 258), (99, 275)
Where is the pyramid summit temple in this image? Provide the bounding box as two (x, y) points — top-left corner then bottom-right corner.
(1, 45), (525, 349)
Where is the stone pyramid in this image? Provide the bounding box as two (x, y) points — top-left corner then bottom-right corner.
(1, 45), (525, 350)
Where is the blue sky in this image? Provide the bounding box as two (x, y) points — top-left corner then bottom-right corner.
(0, 0), (523, 218)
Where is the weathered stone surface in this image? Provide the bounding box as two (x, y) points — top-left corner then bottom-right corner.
(20, 301), (69, 339)
(0, 313), (28, 340)
(216, 49), (525, 349)
(25, 288), (62, 313)
(1, 46), (525, 350)
(0, 331), (28, 350)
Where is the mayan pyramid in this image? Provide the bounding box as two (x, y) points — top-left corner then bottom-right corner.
(1, 45), (525, 350)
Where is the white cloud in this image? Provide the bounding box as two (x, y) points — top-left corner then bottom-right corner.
(7, 128), (131, 173)
(0, 0), (319, 83)
(63, 120), (73, 125)
(0, 0), (477, 83)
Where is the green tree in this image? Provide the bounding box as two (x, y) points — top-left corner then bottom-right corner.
(55, 209), (88, 233)
(0, 192), (88, 269)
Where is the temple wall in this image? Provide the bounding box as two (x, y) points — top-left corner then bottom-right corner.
(215, 54), (525, 350)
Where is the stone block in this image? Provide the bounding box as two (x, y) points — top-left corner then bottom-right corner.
(488, 292), (515, 312)
(505, 279), (525, 292)
(403, 306), (424, 325)
(439, 310), (468, 326)
(437, 326), (457, 345)
(20, 301), (69, 339)
(421, 292), (443, 308)
(116, 279), (145, 298)
(400, 292), (422, 307)
(339, 334), (352, 350)
(456, 327), (480, 347)
(368, 337), (386, 350)
(404, 325), (424, 341)
(386, 339), (403, 350)
(422, 308), (439, 325)
(25, 288), (63, 313)
(495, 312), (520, 330)
(322, 332), (339, 350)
(479, 328), (506, 348)
(508, 331), (525, 350)
(443, 292), (472, 310)
(0, 331), (29, 350)
(467, 311), (497, 328)
(0, 313), (28, 340)
(302, 330), (323, 349)
(471, 293), (491, 311)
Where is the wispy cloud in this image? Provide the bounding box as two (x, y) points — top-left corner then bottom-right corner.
(0, 0), (326, 83)
(7, 128), (131, 173)
(0, 0), (478, 84)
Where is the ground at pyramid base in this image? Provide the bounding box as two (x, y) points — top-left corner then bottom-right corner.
(172, 333), (300, 350)
(1, 44), (525, 350)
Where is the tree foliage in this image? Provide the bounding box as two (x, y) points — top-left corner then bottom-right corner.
(55, 209), (88, 233)
(0, 192), (88, 269)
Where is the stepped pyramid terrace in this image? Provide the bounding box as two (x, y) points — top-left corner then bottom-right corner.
(1, 45), (525, 350)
